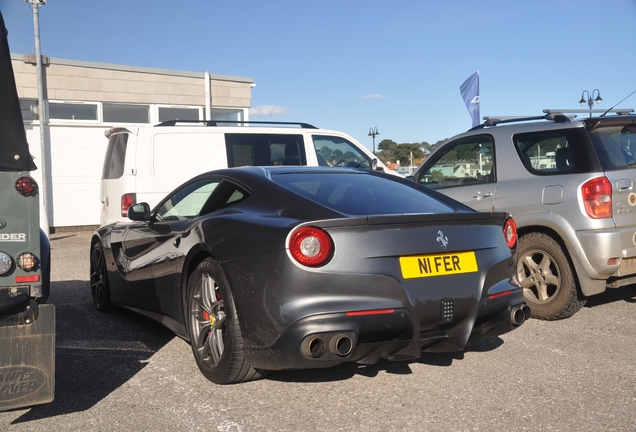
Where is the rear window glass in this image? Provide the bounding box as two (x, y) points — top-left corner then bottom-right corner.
(102, 133), (128, 180)
(588, 123), (636, 171)
(271, 172), (454, 215)
(513, 128), (596, 175)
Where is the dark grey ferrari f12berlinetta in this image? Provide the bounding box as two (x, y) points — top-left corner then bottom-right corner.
(90, 166), (529, 384)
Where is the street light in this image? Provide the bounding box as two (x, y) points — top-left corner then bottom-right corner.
(368, 127), (379, 154)
(579, 89), (602, 117)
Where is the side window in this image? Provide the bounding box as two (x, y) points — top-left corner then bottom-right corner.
(513, 129), (593, 175)
(102, 133), (128, 180)
(270, 141), (301, 165)
(416, 136), (495, 189)
(312, 135), (371, 169)
(155, 179), (220, 221)
(225, 134), (306, 167)
(199, 180), (249, 215)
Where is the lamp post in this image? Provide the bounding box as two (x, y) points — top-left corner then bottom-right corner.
(579, 89), (602, 117)
(27, 0), (49, 217)
(368, 127), (379, 154)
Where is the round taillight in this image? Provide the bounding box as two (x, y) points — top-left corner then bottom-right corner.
(17, 252), (38, 272)
(289, 227), (333, 267)
(15, 176), (37, 196)
(503, 217), (517, 249)
(0, 252), (12, 275)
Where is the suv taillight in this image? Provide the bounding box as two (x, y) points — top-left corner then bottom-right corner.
(581, 176), (612, 219)
(121, 193), (136, 217)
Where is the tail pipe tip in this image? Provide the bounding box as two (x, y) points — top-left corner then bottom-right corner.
(511, 304), (531, 326)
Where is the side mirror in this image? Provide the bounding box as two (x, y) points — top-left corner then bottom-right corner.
(405, 175), (415, 182)
(128, 202), (151, 221)
(371, 158), (378, 170)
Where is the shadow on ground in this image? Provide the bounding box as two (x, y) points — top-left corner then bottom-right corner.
(267, 336), (504, 384)
(584, 284), (636, 308)
(9, 279), (175, 424)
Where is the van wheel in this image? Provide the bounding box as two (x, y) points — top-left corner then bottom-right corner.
(90, 241), (113, 312)
(186, 258), (268, 384)
(516, 232), (585, 320)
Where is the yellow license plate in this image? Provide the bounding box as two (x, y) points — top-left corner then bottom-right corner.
(399, 251), (478, 279)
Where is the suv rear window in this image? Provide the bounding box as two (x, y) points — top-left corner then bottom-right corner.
(588, 124), (636, 171)
(513, 128), (596, 175)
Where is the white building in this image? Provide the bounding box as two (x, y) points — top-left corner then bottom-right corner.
(12, 53), (253, 230)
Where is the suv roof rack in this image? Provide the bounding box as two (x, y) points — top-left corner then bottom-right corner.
(474, 113), (574, 129)
(543, 108), (635, 116)
(472, 108), (635, 130)
(155, 120), (318, 129)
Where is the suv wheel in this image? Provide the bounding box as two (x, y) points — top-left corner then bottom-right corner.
(516, 232), (585, 320)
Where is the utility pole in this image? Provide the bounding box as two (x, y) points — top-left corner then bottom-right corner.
(26, 0), (48, 218)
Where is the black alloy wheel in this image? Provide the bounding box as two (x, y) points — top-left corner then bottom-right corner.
(89, 241), (113, 312)
(186, 258), (267, 384)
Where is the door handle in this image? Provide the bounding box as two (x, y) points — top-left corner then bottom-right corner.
(616, 179), (633, 192)
(173, 237), (181, 248)
(473, 191), (493, 200)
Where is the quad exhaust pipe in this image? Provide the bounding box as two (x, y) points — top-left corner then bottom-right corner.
(302, 333), (354, 358)
(510, 304), (531, 326)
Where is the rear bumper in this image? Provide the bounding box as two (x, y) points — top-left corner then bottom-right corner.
(576, 227), (636, 279)
(243, 285), (527, 371)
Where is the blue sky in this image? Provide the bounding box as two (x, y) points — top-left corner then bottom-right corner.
(1, 0), (635, 151)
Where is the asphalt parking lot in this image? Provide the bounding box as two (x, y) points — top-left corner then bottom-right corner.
(1, 229), (636, 431)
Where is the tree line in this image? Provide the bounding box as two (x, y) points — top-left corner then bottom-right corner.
(374, 139), (448, 166)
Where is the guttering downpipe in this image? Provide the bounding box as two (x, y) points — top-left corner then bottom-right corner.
(204, 69), (211, 121)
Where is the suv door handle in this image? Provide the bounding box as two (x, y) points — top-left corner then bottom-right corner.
(473, 191), (493, 200)
(616, 179), (633, 191)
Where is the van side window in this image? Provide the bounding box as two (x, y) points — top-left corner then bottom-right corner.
(225, 134), (306, 167)
(312, 135), (371, 169)
(102, 133), (128, 180)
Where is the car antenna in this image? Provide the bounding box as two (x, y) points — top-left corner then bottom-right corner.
(600, 89), (636, 117)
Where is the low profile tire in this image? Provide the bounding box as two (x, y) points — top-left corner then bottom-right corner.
(90, 241), (113, 312)
(186, 258), (268, 384)
(516, 232), (585, 320)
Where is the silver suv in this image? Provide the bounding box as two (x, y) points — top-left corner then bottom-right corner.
(410, 109), (636, 320)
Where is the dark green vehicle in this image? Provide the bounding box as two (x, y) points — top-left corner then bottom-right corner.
(0, 11), (54, 411)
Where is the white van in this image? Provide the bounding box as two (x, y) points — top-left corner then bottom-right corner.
(100, 120), (389, 226)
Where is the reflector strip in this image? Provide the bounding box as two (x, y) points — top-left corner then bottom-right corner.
(15, 275), (40, 283)
(488, 290), (513, 300)
(346, 309), (395, 317)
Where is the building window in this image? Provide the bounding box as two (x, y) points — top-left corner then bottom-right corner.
(207, 108), (244, 121)
(20, 99), (39, 121)
(49, 102), (98, 120)
(158, 106), (200, 122)
(103, 103), (150, 123)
